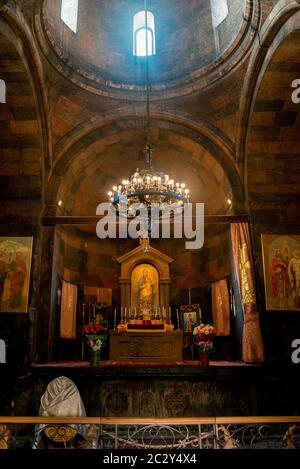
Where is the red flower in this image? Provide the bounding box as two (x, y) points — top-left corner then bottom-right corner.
(83, 318), (108, 338)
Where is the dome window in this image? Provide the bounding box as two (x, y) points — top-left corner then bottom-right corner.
(133, 10), (156, 57)
(61, 0), (78, 33)
(210, 0), (229, 54)
(0, 79), (6, 103)
(210, 0), (229, 29)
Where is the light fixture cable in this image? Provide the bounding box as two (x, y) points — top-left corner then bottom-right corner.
(144, 0), (153, 170)
(108, 3), (190, 225)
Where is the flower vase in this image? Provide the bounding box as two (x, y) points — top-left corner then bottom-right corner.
(90, 350), (100, 367)
(199, 350), (209, 367)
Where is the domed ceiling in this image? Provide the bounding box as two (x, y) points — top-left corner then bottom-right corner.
(39, 0), (254, 98)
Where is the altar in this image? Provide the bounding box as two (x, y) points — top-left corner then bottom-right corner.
(110, 330), (183, 361)
(108, 240), (183, 361)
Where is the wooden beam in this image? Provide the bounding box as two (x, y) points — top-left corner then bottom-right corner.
(0, 416), (299, 425)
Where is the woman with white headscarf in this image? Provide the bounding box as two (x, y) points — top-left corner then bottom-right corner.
(33, 376), (87, 448)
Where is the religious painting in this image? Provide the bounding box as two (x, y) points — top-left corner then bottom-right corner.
(0, 237), (33, 313)
(180, 304), (201, 333)
(131, 263), (159, 314)
(261, 234), (300, 311)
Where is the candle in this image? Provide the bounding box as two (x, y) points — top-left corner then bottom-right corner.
(114, 308), (117, 330)
(82, 303), (85, 325)
(124, 307), (127, 323)
(81, 303), (86, 360)
(57, 287), (61, 306)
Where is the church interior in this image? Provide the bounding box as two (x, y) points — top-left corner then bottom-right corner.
(0, 0), (300, 451)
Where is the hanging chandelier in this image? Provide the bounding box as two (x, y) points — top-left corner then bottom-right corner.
(108, 143), (190, 219)
(108, 1), (190, 220)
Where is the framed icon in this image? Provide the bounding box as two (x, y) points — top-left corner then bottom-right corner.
(0, 237), (33, 313)
(261, 234), (300, 311)
(180, 304), (201, 332)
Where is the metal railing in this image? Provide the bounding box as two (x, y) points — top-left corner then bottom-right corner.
(0, 416), (300, 449)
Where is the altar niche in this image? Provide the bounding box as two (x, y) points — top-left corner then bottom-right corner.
(112, 243), (182, 361)
(117, 243), (173, 321)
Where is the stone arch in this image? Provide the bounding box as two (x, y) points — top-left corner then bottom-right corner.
(240, 7), (300, 203)
(0, 0), (51, 181)
(45, 109), (245, 216)
(0, 16), (46, 203)
(237, 0), (300, 191)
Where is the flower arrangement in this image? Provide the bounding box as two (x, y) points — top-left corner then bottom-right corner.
(193, 323), (216, 355)
(83, 314), (109, 365)
(83, 317), (108, 337)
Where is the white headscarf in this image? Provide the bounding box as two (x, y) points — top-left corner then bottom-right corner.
(39, 376), (86, 417)
(33, 376), (86, 448)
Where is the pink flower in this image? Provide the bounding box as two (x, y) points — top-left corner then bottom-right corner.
(194, 322), (216, 353)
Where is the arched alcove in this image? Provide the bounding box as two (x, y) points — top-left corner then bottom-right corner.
(45, 113), (241, 361)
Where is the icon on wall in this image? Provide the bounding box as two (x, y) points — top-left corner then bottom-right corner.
(0, 237), (33, 313)
(261, 234), (300, 311)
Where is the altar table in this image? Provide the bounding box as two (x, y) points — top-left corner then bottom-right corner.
(109, 330), (183, 361)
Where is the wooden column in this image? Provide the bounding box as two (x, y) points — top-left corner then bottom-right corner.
(37, 226), (57, 363)
(119, 278), (131, 309)
(159, 284), (165, 310)
(125, 281), (131, 308)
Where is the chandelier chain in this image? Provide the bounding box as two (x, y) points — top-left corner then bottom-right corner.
(144, 0), (151, 163)
(107, 1), (190, 224)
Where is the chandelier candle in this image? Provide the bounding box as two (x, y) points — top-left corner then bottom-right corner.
(108, 159), (190, 221)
